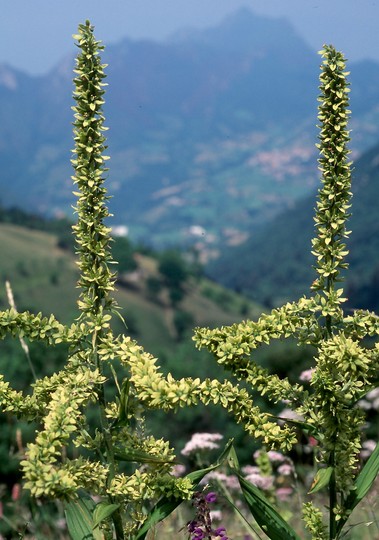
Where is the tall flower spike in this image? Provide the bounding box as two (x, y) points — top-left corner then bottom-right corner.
(311, 45), (352, 307)
(71, 20), (117, 320)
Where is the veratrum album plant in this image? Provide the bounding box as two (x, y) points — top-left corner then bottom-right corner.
(126, 47), (379, 540)
(0, 20), (378, 540)
(0, 22), (195, 540)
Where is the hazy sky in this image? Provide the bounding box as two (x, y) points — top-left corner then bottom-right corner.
(2, 1), (379, 75)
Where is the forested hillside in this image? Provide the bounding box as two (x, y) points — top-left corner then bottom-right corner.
(208, 139), (379, 312)
(2, 8), (379, 254)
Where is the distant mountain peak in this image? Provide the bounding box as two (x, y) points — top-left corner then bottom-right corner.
(0, 64), (18, 90)
(169, 7), (309, 55)
(218, 6), (280, 27)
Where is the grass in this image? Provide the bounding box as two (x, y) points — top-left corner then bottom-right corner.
(0, 223), (262, 356)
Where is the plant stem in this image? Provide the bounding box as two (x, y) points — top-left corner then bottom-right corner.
(329, 454), (337, 539)
(92, 304), (125, 539)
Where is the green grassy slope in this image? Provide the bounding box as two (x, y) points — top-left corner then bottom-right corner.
(0, 223), (261, 356)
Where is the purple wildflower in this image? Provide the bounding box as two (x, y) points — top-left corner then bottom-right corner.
(205, 491), (217, 503)
(187, 520), (197, 533)
(186, 490), (229, 540)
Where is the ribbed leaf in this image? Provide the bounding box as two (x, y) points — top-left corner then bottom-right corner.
(134, 439), (234, 540)
(92, 502), (120, 529)
(65, 493), (103, 540)
(336, 441), (379, 535)
(134, 497), (180, 540)
(346, 441), (379, 511)
(237, 474), (301, 540)
(308, 466), (334, 494)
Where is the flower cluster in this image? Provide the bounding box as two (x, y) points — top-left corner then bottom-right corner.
(249, 449), (295, 502)
(182, 433), (224, 457)
(0, 21), (198, 539)
(187, 491), (229, 540)
(358, 387), (379, 411)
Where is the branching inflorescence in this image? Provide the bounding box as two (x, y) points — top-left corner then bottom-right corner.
(0, 21), (194, 540)
(121, 46), (379, 539)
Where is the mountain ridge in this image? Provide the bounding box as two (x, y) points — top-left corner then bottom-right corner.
(1, 8), (379, 252)
(207, 138), (379, 312)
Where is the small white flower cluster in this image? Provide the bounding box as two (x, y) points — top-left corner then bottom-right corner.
(299, 368), (315, 382)
(181, 433), (223, 456)
(361, 439), (377, 460)
(358, 387), (379, 411)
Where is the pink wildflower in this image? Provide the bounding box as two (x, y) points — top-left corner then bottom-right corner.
(277, 463), (293, 476)
(171, 464), (186, 477)
(361, 440), (377, 459)
(201, 471), (229, 485)
(241, 465), (260, 476)
(181, 433), (223, 456)
(11, 483), (21, 502)
(366, 388), (379, 401)
(210, 510), (222, 522)
(358, 399), (372, 410)
(201, 471), (239, 490)
(299, 368), (314, 382)
(276, 487), (293, 501)
(245, 472), (274, 490)
(267, 450), (286, 463)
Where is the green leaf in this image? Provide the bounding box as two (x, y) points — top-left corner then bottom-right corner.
(134, 496), (181, 540)
(114, 448), (176, 465)
(336, 442), (379, 535)
(237, 474), (301, 540)
(308, 466), (334, 494)
(134, 439), (235, 540)
(347, 441), (379, 510)
(65, 492), (103, 540)
(227, 441), (240, 470)
(92, 502), (120, 529)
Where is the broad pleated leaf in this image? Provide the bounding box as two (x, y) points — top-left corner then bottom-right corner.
(308, 466), (334, 494)
(336, 440), (379, 535)
(65, 493), (103, 540)
(134, 439), (234, 540)
(92, 502), (120, 529)
(237, 474), (301, 540)
(336, 441), (379, 535)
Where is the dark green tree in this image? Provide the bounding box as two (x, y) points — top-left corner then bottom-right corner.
(158, 249), (189, 306)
